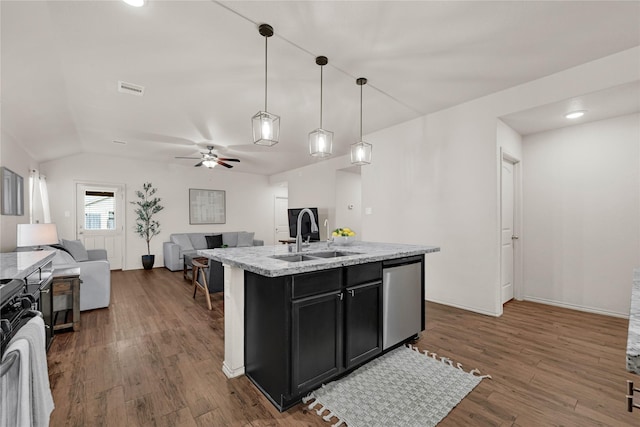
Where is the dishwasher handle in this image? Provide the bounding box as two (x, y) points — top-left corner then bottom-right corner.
(382, 255), (423, 268)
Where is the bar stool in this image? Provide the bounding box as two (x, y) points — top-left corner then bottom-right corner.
(192, 258), (212, 310)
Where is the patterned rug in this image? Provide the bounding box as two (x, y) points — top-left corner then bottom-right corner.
(302, 345), (491, 427)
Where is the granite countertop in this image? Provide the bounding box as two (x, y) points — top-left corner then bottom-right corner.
(198, 241), (440, 277)
(0, 250), (56, 280)
(627, 268), (640, 374)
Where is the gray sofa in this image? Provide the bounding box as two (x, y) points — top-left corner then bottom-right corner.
(43, 245), (111, 311)
(163, 231), (263, 272)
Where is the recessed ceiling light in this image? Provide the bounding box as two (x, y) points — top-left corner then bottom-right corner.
(564, 110), (586, 119)
(122, 0), (145, 7)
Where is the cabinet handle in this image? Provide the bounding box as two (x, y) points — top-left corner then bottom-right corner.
(338, 293), (343, 301)
(41, 288), (50, 294)
(349, 290), (355, 297)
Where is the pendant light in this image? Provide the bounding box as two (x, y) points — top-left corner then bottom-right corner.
(252, 24), (280, 146)
(309, 56), (333, 158)
(350, 77), (372, 165)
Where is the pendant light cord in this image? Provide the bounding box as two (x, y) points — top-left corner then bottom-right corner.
(264, 35), (268, 111)
(359, 83), (363, 140)
(320, 65), (323, 128)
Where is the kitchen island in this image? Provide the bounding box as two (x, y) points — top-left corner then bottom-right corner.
(199, 241), (439, 409)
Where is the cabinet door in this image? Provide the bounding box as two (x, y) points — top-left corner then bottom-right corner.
(40, 279), (53, 350)
(345, 281), (383, 369)
(291, 291), (343, 394)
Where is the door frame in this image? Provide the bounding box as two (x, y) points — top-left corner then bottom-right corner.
(499, 149), (523, 308)
(274, 195), (289, 244)
(75, 180), (126, 270)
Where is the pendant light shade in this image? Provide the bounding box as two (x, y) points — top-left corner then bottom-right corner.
(309, 56), (333, 158)
(252, 24), (280, 146)
(350, 77), (372, 165)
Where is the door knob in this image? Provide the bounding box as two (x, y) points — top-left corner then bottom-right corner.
(511, 235), (519, 240)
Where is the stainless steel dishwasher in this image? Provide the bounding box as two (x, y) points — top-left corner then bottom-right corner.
(382, 256), (424, 350)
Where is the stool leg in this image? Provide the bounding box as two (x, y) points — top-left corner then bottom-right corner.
(202, 272), (212, 311)
(192, 266), (198, 299)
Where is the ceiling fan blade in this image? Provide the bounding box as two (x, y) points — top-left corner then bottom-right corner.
(194, 161), (203, 167)
(217, 158), (240, 162)
(175, 156), (201, 159)
(216, 160), (233, 168)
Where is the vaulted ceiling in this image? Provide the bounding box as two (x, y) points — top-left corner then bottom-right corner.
(2, 1), (639, 175)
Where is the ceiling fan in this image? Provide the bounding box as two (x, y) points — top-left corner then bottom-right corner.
(175, 145), (240, 169)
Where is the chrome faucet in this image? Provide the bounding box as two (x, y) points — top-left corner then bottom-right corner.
(324, 218), (333, 247)
(296, 208), (319, 253)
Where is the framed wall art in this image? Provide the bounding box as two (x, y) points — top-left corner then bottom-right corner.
(1, 167), (24, 216)
(189, 188), (226, 224)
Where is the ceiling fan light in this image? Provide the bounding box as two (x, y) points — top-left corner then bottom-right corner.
(202, 159), (217, 168)
(309, 128), (333, 158)
(252, 111), (280, 146)
(350, 140), (372, 165)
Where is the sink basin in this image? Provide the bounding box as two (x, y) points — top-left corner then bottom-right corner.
(270, 254), (320, 263)
(306, 251), (361, 258)
(270, 251), (362, 263)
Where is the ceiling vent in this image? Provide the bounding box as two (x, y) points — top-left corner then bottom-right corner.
(118, 81), (145, 96)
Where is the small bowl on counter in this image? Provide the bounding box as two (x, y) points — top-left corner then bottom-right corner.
(332, 235), (356, 246)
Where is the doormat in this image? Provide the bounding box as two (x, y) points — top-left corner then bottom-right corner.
(302, 344), (491, 427)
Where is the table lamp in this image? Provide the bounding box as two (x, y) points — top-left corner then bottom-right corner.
(16, 223), (59, 250)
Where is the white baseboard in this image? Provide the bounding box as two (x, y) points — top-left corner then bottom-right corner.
(222, 362), (244, 378)
(523, 296), (629, 319)
(425, 297), (501, 317)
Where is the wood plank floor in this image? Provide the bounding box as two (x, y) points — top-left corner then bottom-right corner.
(46, 268), (639, 426)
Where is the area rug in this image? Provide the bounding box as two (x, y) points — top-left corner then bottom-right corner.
(302, 344), (491, 427)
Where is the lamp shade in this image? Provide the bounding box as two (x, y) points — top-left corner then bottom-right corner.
(350, 141), (372, 165)
(309, 128), (333, 158)
(17, 223), (59, 248)
(252, 111), (280, 146)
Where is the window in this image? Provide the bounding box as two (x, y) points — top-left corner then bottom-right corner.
(84, 191), (116, 230)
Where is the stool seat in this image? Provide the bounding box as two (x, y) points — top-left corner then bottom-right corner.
(192, 258), (212, 310)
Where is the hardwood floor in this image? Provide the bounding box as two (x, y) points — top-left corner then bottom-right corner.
(46, 268), (638, 426)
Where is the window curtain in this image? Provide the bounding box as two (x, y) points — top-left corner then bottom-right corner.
(29, 169), (51, 224)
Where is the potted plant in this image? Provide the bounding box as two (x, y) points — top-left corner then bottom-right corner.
(131, 182), (164, 270)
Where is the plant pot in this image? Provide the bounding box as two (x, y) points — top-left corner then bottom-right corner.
(142, 255), (155, 270)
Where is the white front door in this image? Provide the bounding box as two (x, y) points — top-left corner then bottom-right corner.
(274, 196), (290, 243)
(501, 160), (515, 304)
(76, 183), (125, 270)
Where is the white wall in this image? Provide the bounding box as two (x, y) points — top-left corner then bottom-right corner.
(270, 154), (353, 241)
(41, 153), (286, 270)
(360, 47), (639, 316)
(0, 130), (37, 252)
(334, 170), (362, 235)
(522, 114), (640, 317)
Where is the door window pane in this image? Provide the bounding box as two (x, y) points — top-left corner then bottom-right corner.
(84, 191), (116, 230)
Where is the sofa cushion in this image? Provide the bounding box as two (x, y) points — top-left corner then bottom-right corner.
(171, 234), (194, 251)
(237, 232), (255, 247)
(62, 239), (89, 262)
(50, 248), (76, 265)
(189, 234), (208, 250)
(222, 232), (239, 247)
(205, 234), (223, 249)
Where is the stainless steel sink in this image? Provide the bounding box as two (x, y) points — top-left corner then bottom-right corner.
(269, 251), (362, 263)
(306, 251), (361, 258)
(270, 254), (320, 263)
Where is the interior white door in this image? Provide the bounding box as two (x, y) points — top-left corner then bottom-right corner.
(274, 196), (290, 243)
(76, 183), (124, 270)
(501, 160), (515, 304)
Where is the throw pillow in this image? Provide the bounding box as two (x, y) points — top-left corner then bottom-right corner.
(222, 232), (239, 247)
(237, 231), (255, 247)
(61, 239), (89, 262)
(189, 234), (208, 250)
(205, 234), (223, 249)
(171, 234), (194, 251)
